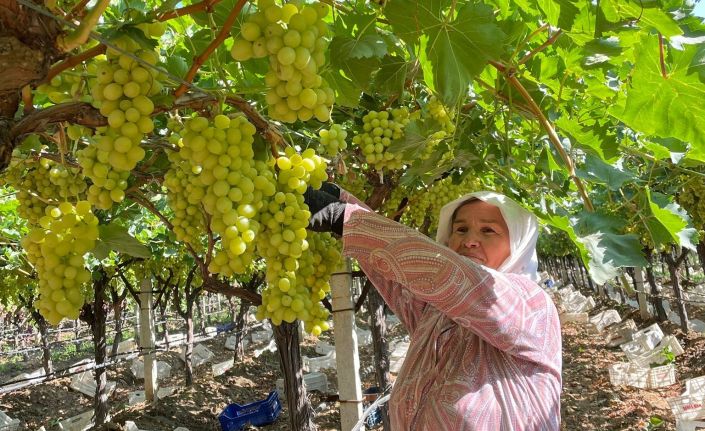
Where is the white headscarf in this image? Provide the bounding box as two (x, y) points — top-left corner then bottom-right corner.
(435, 191), (540, 282)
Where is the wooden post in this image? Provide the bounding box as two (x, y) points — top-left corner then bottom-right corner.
(139, 277), (157, 402)
(331, 259), (363, 430)
(634, 267), (650, 320)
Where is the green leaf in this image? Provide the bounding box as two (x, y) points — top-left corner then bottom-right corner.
(555, 117), (620, 161)
(165, 55), (189, 79)
(95, 224), (151, 259)
(385, 0), (450, 44)
(606, 0), (683, 37)
(610, 35), (705, 156)
(330, 38), (381, 91)
(576, 154), (637, 190)
(425, 3), (505, 105)
(641, 189), (699, 250)
(332, 34), (388, 59)
(578, 232), (648, 284)
(536, 0), (579, 30)
(373, 55), (408, 97)
(322, 69), (361, 107)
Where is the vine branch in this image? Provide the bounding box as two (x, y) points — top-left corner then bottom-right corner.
(66, 0), (92, 20)
(518, 29), (562, 65)
(493, 64), (595, 212)
(157, 0), (223, 21)
(21, 86), (34, 114)
(174, 0), (249, 97)
(43, 45), (107, 85)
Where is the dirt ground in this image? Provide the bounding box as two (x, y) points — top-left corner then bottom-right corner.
(1, 297), (703, 431)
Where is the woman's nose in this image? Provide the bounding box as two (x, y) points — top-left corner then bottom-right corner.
(463, 237), (480, 248)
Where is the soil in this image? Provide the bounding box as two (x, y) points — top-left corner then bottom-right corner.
(1, 297), (703, 431)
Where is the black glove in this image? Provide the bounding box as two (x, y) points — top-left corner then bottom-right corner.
(303, 186), (346, 236)
(320, 182), (342, 199)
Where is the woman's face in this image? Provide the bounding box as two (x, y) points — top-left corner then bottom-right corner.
(447, 200), (511, 270)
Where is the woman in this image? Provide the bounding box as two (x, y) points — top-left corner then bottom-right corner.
(305, 185), (562, 430)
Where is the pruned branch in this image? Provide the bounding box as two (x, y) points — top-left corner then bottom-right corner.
(202, 276), (262, 305)
(174, 0), (249, 97)
(10, 101), (106, 142)
(21, 85), (33, 114)
(43, 44), (106, 85)
(157, 0), (223, 21)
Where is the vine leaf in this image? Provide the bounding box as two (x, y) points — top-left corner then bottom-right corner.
(601, 0), (682, 37)
(332, 35), (388, 59)
(610, 35), (705, 158)
(374, 55), (408, 97)
(424, 3), (505, 104)
(576, 154), (636, 190)
(94, 224), (151, 260)
(385, 0), (450, 45)
(641, 189), (699, 251)
(536, 0), (579, 30)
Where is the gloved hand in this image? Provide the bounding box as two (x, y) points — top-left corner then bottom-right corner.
(303, 186), (346, 236)
(320, 182), (342, 199)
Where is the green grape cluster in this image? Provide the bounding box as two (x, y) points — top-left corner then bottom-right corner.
(36, 63), (95, 104)
(165, 115), (274, 276)
(677, 176), (705, 231)
(1, 157), (87, 225)
(427, 97), (455, 134)
(231, 0), (335, 123)
(77, 35), (162, 210)
(258, 232), (339, 336)
(21, 201), (98, 326)
(352, 108), (410, 171)
(318, 123), (348, 157)
(336, 171), (369, 203)
(255, 147), (330, 331)
(403, 175), (482, 232)
(381, 184), (408, 218)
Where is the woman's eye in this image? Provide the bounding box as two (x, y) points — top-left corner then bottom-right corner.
(455, 227), (467, 233)
(481, 227), (496, 234)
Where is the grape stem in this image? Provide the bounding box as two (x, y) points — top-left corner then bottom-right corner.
(42, 45), (107, 86)
(173, 0), (249, 97)
(157, 0), (224, 21)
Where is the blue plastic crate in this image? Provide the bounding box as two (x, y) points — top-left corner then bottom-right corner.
(218, 391), (282, 431)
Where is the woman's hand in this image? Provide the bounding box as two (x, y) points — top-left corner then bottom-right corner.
(303, 186), (346, 235)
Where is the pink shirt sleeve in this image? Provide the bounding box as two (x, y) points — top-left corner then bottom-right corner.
(342, 205), (560, 368)
(342, 204), (428, 334)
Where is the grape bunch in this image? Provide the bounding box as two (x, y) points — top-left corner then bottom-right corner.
(255, 147), (330, 332)
(21, 201), (99, 325)
(677, 176), (705, 231)
(1, 157), (87, 225)
(36, 63), (95, 104)
(427, 97), (455, 134)
(77, 35), (162, 210)
(165, 115), (274, 276)
(403, 175), (482, 233)
(231, 0), (335, 123)
(318, 123), (348, 157)
(352, 108), (411, 171)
